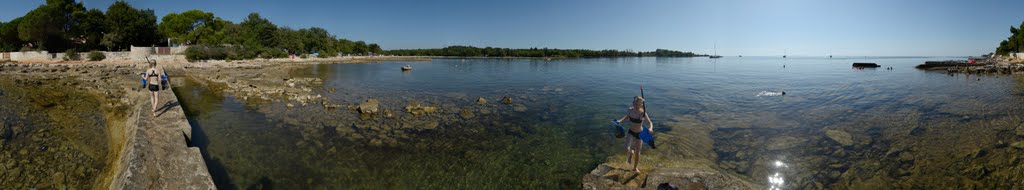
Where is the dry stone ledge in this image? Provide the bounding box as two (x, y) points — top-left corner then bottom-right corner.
(108, 77), (215, 189)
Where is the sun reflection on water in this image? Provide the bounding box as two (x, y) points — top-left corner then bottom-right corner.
(768, 160), (788, 190)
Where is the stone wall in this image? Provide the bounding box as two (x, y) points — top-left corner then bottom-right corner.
(130, 46), (188, 57)
(3, 48), (186, 63)
(7, 51), (57, 62)
(1012, 53), (1024, 59)
(105, 73), (216, 189)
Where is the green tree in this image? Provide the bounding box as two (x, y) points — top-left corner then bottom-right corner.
(104, 1), (159, 50)
(298, 27), (337, 55)
(352, 41), (368, 55)
(337, 39), (354, 55)
(159, 10), (225, 45)
(0, 18), (24, 51)
(239, 13), (278, 48)
(276, 27), (303, 54)
(73, 9), (106, 51)
(997, 20), (1024, 55)
(368, 43), (381, 54)
(15, 0), (91, 51)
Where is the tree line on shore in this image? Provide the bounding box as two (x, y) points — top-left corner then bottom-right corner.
(0, 0), (382, 61)
(0, 0), (706, 61)
(385, 46), (706, 58)
(997, 20), (1024, 55)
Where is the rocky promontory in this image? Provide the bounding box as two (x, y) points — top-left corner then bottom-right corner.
(581, 115), (761, 189)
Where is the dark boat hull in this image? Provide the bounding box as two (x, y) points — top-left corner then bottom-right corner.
(852, 63), (881, 68)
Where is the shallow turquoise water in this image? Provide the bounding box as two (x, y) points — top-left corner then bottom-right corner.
(178, 57), (1024, 189)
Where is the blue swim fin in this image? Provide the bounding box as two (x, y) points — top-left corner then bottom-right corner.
(640, 127), (656, 149)
(611, 120), (625, 138)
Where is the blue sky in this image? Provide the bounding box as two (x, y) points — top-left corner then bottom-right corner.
(2, 0), (1022, 56)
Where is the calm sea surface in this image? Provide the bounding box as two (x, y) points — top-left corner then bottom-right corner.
(177, 57), (1024, 189)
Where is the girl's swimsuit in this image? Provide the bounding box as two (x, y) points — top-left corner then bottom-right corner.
(627, 114), (643, 138)
(147, 70), (160, 92)
(627, 129), (640, 138)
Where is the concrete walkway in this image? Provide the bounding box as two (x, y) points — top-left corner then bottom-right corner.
(108, 79), (215, 189)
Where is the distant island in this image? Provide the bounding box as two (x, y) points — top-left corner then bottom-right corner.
(386, 46), (707, 58)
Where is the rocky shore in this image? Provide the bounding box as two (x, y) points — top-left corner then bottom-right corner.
(176, 61), (540, 148)
(918, 58), (1024, 75)
(0, 63), (138, 188)
(6, 56), (1024, 189)
(580, 116), (761, 190)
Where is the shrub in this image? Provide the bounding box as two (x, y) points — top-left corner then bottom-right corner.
(184, 46), (205, 62)
(63, 49), (81, 61)
(261, 48), (288, 58)
(87, 51), (105, 61)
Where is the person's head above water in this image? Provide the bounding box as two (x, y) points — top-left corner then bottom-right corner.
(632, 96), (645, 112)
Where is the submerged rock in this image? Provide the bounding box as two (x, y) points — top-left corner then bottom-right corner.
(898, 152), (915, 162)
(1011, 141), (1024, 149)
(358, 99), (380, 114)
(1016, 125), (1024, 137)
(502, 96), (513, 105)
(476, 97), (487, 104)
(405, 101), (437, 116)
(581, 163), (760, 190)
(825, 129), (854, 146)
(512, 104), (527, 112)
(423, 121), (439, 130)
(459, 108), (475, 119)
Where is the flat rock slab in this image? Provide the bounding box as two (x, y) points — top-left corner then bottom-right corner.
(109, 83), (215, 189)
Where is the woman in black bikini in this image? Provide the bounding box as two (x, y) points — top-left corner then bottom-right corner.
(143, 61), (164, 117)
(616, 96), (653, 173)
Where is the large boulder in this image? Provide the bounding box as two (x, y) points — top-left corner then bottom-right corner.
(825, 129), (854, 146)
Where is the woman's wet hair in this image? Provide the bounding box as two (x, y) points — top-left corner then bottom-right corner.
(633, 96), (645, 111)
(148, 60), (156, 68)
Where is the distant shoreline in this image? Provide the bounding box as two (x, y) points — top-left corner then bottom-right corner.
(0, 54), (715, 65)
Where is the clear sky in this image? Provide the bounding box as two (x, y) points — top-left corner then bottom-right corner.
(2, 0), (1022, 56)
